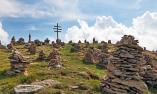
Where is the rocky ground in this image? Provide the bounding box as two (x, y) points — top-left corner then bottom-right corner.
(0, 41), (157, 94)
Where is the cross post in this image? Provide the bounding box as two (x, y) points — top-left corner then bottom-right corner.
(53, 23), (62, 42)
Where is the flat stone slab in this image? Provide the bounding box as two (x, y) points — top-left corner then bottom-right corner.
(32, 79), (61, 87)
(14, 85), (43, 94)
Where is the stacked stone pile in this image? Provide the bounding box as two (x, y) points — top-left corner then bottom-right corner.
(52, 41), (59, 48)
(83, 43), (109, 68)
(38, 50), (46, 60)
(48, 49), (62, 68)
(93, 38), (98, 44)
(141, 55), (157, 86)
(6, 50), (29, 76)
(71, 43), (81, 52)
(96, 53), (109, 69)
(101, 35), (148, 94)
(17, 37), (25, 44)
(34, 39), (42, 46)
(7, 43), (13, 50)
(0, 41), (2, 48)
(84, 47), (102, 64)
(108, 40), (112, 44)
(0, 41), (5, 49)
(56, 39), (65, 46)
(28, 42), (36, 54)
(98, 42), (108, 53)
(96, 42), (109, 68)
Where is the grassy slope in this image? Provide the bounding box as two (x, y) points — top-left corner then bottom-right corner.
(0, 44), (156, 94)
(0, 44), (105, 94)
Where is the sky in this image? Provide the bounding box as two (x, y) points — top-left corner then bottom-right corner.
(0, 0), (157, 50)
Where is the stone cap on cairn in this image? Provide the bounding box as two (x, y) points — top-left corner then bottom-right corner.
(116, 35), (143, 51)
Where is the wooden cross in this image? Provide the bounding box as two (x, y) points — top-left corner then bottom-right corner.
(53, 23), (62, 41)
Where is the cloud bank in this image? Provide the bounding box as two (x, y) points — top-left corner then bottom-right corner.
(0, 22), (9, 44)
(0, 0), (85, 20)
(65, 11), (157, 50)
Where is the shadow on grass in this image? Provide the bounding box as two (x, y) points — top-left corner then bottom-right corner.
(148, 85), (157, 94)
(0, 70), (15, 80)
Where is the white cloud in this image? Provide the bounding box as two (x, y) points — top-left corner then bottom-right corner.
(0, 0), (53, 18)
(0, 22), (9, 44)
(43, 0), (86, 20)
(0, 0), (85, 20)
(65, 11), (157, 50)
(27, 26), (39, 31)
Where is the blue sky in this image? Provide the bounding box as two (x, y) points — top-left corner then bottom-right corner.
(1, 0), (157, 50)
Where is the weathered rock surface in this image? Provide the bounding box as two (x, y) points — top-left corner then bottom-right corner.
(14, 79), (61, 94)
(101, 35), (149, 94)
(32, 79), (61, 87)
(14, 85), (43, 94)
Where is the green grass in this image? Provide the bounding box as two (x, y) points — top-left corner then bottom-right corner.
(0, 44), (105, 94)
(0, 44), (156, 94)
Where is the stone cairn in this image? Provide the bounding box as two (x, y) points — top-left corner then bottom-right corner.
(84, 40), (90, 48)
(51, 40), (65, 48)
(68, 40), (73, 44)
(141, 55), (157, 87)
(84, 47), (102, 64)
(28, 42), (36, 54)
(98, 42), (108, 53)
(44, 38), (50, 45)
(0, 40), (1, 45)
(56, 39), (65, 46)
(0, 41), (4, 49)
(38, 50), (46, 60)
(11, 36), (16, 45)
(71, 43), (81, 52)
(17, 37), (25, 44)
(34, 39), (42, 46)
(93, 38), (98, 44)
(97, 42), (109, 69)
(78, 40), (82, 44)
(108, 40), (112, 44)
(101, 35), (148, 94)
(52, 41), (59, 48)
(28, 34), (31, 43)
(7, 43), (13, 50)
(5, 50), (29, 76)
(48, 49), (62, 68)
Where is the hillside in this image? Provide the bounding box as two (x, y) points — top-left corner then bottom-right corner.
(0, 43), (157, 94)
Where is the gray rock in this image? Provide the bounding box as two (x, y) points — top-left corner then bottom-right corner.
(14, 85), (43, 94)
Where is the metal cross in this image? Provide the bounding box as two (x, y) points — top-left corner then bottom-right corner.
(53, 23), (62, 40)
